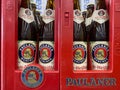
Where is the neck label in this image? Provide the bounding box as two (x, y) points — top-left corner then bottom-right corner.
(42, 9), (55, 24)
(92, 9), (109, 24)
(74, 9), (84, 24)
(19, 8), (35, 23)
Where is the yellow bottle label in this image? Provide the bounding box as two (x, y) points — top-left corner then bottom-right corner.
(73, 41), (87, 70)
(39, 41), (54, 70)
(18, 40), (36, 70)
(90, 41), (109, 70)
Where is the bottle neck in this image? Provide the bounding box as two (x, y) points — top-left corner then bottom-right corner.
(87, 4), (94, 18)
(74, 0), (80, 10)
(96, 0), (106, 10)
(30, 3), (36, 14)
(46, 0), (54, 9)
(20, 0), (31, 8)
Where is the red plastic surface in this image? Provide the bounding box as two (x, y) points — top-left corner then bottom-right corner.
(1, 0), (60, 90)
(114, 0), (120, 28)
(1, 0), (120, 90)
(0, 1), (1, 88)
(60, 0), (120, 90)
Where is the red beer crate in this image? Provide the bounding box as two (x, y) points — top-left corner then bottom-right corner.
(1, 0), (60, 90)
(60, 0), (120, 90)
(1, 0), (120, 90)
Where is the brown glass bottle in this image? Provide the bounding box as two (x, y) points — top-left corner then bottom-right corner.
(90, 0), (109, 70)
(39, 0), (55, 70)
(30, 2), (38, 32)
(30, 2), (45, 63)
(85, 3), (95, 70)
(30, 1), (44, 34)
(73, 0), (87, 70)
(86, 3), (95, 31)
(82, 10), (87, 20)
(73, 0), (86, 41)
(35, 10), (45, 41)
(18, 0), (37, 70)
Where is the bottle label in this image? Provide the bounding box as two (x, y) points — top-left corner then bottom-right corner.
(18, 41), (36, 70)
(19, 8), (35, 23)
(21, 66), (44, 88)
(74, 9), (84, 24)
(85, 17), (92, 26)
(42, 9), (55, 24)
(92, 9), (109, 24)
(90, 41), (109, 70)
(73, 41), (87, 70)
(39, 41), (54, 70)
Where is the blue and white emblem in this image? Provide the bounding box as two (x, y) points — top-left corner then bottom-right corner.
(39, 43), (54, 63)
(19, 43), (36, 63)
(21, 66), (44, 88)
(92, 44), (109, 64)
(73, 44), (87, 64)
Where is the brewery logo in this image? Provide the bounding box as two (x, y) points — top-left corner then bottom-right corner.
(92, 44), (109, 64)
(46, 9), (53, 16)
(19, 8), (34, 23)
(73, 44), (87, 64)
(39, 44), (54, 63)
(92, 9), (109, 24)
(21, 66), (44, 88)
(43, 9), (55, 24)
(25, 9), (32, 16)
(45, 9), (54, 18)
(98, 10), (105, 16)
(74, 9), (84, 24)
(19, 43), (36, 63)
(75, 10), (81, 16)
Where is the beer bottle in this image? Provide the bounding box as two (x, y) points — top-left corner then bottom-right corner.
(85, 2), (95, 70)
(18, 0), (37, 70)
(30, 1), (43, 25)
(73, 0), (87, 70)
(35, 10), (45, 41)
(82, 10), (87, 20)
(39, 0), (55, 70)
(30, 1), (38, 31)
(90, 0), (109, 70)
(30, 1), (45, 63)
(86, 3), (95, 30)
